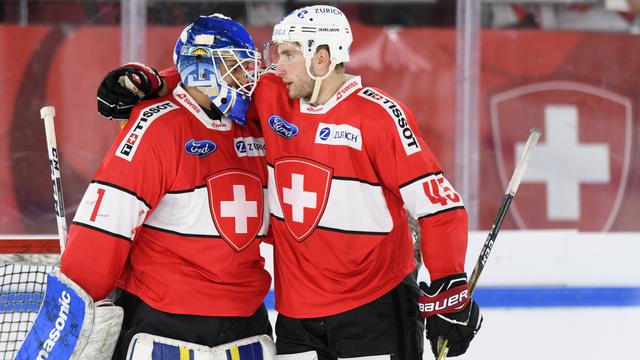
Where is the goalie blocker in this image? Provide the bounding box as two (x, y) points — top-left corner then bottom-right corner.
(14, 269), (123, 360)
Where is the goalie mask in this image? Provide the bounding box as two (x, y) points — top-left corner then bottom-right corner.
(266, 6), (352, 104)
(174, 14), (260, 125)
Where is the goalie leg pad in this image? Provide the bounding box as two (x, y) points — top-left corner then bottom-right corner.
(78, 299), (124, 359)
(14, 269), (94, 360)
(127, 333), (276, 360)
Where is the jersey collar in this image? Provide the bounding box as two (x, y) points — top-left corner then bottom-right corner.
(299, 76), (362, 115)
(173, 85), (233, 131)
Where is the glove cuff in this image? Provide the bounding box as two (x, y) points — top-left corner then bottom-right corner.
(419, 273), (470, 318)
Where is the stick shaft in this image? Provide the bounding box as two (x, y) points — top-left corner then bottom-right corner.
(41, 106), (68, 253)
(435, 128), (541, 359)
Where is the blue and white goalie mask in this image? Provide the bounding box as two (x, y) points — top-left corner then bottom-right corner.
(174, 14), (261, 125)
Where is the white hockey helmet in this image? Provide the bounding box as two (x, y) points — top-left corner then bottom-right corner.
(271, 5), (352, 64)
(269, 6), (353, 104)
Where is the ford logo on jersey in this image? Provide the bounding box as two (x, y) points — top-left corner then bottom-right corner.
(184, 139), (217, 157)
(268, 115), (299, 139)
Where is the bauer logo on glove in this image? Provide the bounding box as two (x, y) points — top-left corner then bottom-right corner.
(418, 273), (482, 357)
(418, 284), (470, 317)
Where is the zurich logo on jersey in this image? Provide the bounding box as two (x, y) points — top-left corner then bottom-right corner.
(184, 139), (217, 157)
(319, 127), (331, 140)
(235, 140), (247, 153)
(268, 115), (299, 139)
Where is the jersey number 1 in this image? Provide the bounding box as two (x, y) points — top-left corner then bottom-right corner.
(90, 188), (106, 222)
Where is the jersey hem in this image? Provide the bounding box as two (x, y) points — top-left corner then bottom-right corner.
(124, 288), (267, 318)
(274, 263), (416, 318)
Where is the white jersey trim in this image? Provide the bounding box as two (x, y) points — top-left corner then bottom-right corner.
(268, 165), (392, 234)
(300, 76), (362, 114)
(400, 172), (465, 218)
(73, 182), (150, 240)
(145, 186), (270, 237)
(173, 85), (233, 131)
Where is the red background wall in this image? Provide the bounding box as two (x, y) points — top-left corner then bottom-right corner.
(1, 24), (637, 234)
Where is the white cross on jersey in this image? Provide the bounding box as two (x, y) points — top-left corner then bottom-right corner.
(516, 105), (610, 220)
(220, 185), (258, 233)
(283, 173), (317, 223)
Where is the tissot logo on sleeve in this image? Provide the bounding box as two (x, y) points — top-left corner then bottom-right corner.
(358, 88), (421, 156)
(116, 101), (177, 161)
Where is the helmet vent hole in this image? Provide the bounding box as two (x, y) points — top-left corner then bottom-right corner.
(221, 98), (228, 104)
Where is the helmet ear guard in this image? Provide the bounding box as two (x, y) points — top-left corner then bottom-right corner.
(174, 14), (261, 125)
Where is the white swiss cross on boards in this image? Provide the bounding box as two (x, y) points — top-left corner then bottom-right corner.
(516, 105), (609, 220)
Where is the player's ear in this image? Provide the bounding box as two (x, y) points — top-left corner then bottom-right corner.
(314, 46), (331, 72)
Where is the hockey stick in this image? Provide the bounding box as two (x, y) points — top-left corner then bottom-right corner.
(435, 128), (541, 359)
(41, 106), (68, 253)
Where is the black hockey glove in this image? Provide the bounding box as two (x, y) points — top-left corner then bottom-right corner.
(418, 273), (482, 357)
(97, 62), (163, 120)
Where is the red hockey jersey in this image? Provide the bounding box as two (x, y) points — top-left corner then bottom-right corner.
(253, 73), (468, 318)
(162, 69), (468, 318)
(61, 85), (271, 316)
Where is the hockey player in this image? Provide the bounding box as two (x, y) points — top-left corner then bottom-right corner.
(96, 6), (482, 359)
(18, 14), (276, 360)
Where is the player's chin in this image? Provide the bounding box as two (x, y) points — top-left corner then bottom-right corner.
(288, 88), (300, 100)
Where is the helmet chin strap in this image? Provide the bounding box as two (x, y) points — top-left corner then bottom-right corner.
(305, 57), (336, 105)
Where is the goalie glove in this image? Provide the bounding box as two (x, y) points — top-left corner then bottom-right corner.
(418, 273), (482, 357)
(97, 62), (163, 120)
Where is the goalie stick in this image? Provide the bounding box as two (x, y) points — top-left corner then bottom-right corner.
(435, 128), (541, 359)
(41, 105), (68, 253)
